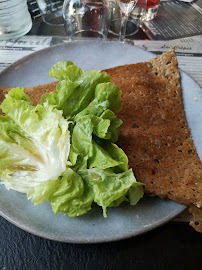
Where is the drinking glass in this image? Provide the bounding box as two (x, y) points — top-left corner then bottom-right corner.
(131, 0), (160, 21)
(63, 0), (111, 40)
(109, 0), (139, 37)
(115, 0), (137, 41)
(0, 0), (32, 40)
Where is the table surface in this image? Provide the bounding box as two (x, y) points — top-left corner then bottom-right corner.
(1, 3), (202, 269)
(1, 216), (201, 270)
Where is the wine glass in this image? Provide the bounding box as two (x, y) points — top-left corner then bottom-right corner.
(115, 0), (138, 41)
(63, 0), (111, 40)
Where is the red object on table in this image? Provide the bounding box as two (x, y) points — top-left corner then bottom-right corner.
(136, 0), (160, 8)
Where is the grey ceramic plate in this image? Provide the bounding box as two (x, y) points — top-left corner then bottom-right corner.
(0, 41), (201, 243)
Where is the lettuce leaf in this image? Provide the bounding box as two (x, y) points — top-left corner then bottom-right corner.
(0, 62), (144, 218)
(40, 61), (111, 118)
(28, 167), (143, 218)
(0, 88), (71, 193)
(80, 168), (143, 217)
(28, 168), (94, 217)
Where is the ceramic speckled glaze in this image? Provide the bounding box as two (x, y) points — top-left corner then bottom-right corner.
(0, 41), (201, 243)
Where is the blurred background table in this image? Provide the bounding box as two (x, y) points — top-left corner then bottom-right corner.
(0, 0), (202, 269)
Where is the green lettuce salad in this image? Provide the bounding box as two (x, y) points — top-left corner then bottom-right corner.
(0, 61), (143, 217)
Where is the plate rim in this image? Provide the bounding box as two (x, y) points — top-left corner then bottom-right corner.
(0, 40), (156, 79)
(0, 202), (186, 244)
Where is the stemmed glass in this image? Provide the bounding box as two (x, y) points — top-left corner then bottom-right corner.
(115, 0), (138, 41)
(63, 0), (111, 40)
